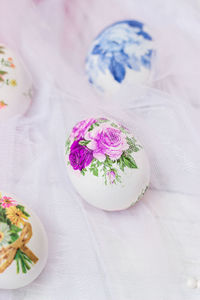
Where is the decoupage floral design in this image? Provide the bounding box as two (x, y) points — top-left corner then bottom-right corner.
(0, 192), (38, 274)
(0, 101), (7, 110)
(66, 118), (142, 185)
(0, 46), (17, 108)
(86, 20), (154, 91)
(0, 46), (5, 55)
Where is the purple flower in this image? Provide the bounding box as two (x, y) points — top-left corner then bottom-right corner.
(85, 124), (129, 161)
(69, 139), (93, 171)
(107, 170), (116, 184)
(70, 118), (96, 141)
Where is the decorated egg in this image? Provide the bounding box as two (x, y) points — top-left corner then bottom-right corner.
(86, 20), (155, 94)
(0, 191), (48, 289)
(65, 117), (150, 211)
(0, 45), (32, 121)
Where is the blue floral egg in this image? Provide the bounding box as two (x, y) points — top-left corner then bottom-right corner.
(86, 20), (155, 93)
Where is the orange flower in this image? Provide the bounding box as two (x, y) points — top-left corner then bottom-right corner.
(10, 63), (15, 68)
(8, 57), (13, 61)
(0, 101), (7, 109)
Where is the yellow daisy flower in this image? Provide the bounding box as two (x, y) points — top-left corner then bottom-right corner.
(6, 206), (27, 227)
(10, 79), (17, 87)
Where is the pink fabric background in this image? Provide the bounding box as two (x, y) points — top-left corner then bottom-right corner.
(0, 0), (200, 299)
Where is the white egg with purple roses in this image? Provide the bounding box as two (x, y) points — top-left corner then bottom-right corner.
(65, 117), (150, 211)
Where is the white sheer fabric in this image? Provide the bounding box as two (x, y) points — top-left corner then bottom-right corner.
(0, 0), (200, 299)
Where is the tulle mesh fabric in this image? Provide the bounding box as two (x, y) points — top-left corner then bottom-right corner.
(0, 0), (200, 299)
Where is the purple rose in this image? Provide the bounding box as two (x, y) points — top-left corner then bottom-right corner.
(70, 118), (96, 141)
(85, 124), (129, 161)
(69, 139), (93, 171)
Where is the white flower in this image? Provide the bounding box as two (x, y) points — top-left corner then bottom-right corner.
(0, 222), (11, 247)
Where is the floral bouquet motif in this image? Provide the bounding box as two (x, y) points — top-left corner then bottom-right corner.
(65, 118), (142, 185)
(0, 193), (38, 274)
(0, 45), (17, 109)
(86, 20), (154, 90)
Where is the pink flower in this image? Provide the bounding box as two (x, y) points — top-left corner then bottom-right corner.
(107, 170), (116, 184)
(0, 196), (17, 208)
(70, 118), (96, 141)
(85, 124), (129, 161)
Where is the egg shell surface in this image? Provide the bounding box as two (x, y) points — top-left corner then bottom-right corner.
(86, 20), (155, 94)
(0, 191), (48, 289)
(0, 45), (32, 121)
(65, 117), (150, 211)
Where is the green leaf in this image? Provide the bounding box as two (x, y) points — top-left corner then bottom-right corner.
(65, 139), (70, 146)
(22, 257), (31, 270)
(88, 124), (94, 131)
(98, 118), (109, 124)
(81, 168), (87, 176)
(120, 126), (129, 134)
(15, 251), (20, 274)
(90, 164), (98, 176)
(10, 232), (19, 243)
(15, 249), (33, 274)
(23, 253), (33, 264)
(10, 224), (22, 233)
(110, 122), (118, 128)
(122, 155), (138, 169)
(18, 251), (27, 273)
(117, 157), (125, 172)
(92, 168), (98, 176)
(79, 140), (90, 146)
(126, 137), (141, 153)
(16, 205), (30, 217)
(104, 155), (113, 167)
(65, 138), (71, 153)
(0, 70), (7, 75)
(96, 160), (103, 167)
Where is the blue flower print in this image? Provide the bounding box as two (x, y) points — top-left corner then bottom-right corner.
(86, 20), (155, 91)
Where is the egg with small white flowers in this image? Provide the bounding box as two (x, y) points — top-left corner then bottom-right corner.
(86, 20), (155, 94)
(65, 117), (150, 211)
(0, 45), (32, 121)
(0, 191), (48, 289)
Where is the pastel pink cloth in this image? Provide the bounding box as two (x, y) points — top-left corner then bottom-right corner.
(0, 0), (200, 299)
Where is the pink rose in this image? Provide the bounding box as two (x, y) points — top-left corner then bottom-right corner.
(86, 124), (129, 161)
(70, 118), (96, 141)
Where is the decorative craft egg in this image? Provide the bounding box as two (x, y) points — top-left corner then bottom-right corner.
(65, 117), (150, 211)
(0, 191), (48, 289)
(86, 20), (155, 94)
(0, 45), (32, 121)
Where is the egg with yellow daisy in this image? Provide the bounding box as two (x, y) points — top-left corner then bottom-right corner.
(0, 45), (33, 121)
(0, 191), (48, 289)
